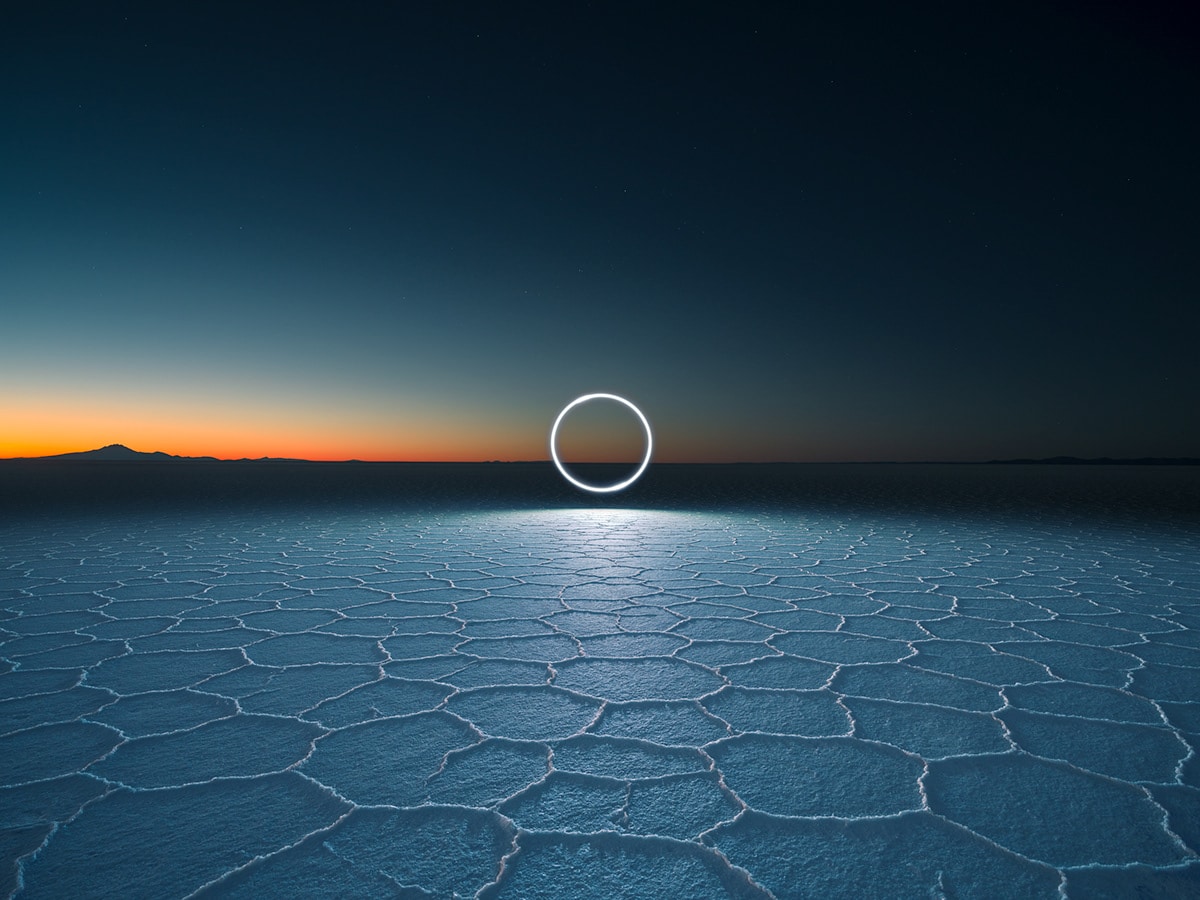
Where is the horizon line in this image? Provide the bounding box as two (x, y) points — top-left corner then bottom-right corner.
(3, 445), (1199, 466)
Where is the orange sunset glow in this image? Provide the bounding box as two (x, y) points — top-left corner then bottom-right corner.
(1, 393), (551, 462)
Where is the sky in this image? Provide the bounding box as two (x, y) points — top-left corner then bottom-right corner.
(3, 2), (1197, 462)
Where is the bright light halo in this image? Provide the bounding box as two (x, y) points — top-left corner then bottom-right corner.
(550, 393), (653, 494)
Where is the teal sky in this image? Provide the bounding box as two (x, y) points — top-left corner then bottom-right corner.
(3, 2), (1197, 461)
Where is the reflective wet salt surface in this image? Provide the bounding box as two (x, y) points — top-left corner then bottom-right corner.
(1, 464), (1198, 897)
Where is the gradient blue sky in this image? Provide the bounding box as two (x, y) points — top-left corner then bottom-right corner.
(3, 2), (1197, 461)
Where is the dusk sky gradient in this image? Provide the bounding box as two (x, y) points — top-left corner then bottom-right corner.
(3, 2), (1197, 462)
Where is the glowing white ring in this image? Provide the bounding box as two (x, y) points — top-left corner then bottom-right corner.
(550, 393), (653, 494)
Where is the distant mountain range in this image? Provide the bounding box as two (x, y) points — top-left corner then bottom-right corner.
(2, 444), (318, 463)
(3, 445), (1198, 465)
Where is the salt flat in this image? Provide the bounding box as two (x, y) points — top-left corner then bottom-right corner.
(1, 464), (1198, 897)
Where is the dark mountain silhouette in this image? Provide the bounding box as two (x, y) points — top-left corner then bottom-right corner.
(48, 444), (198, 461)
(3, 444), (314, 463)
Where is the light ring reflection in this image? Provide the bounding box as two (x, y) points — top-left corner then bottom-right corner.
(549, 393), (653, 494)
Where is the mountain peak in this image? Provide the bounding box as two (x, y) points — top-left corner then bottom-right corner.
(3, 444), (178, 462)
(81, 444), (154, 460)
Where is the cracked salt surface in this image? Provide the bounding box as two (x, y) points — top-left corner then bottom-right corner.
(2, 467), (1200, 897)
